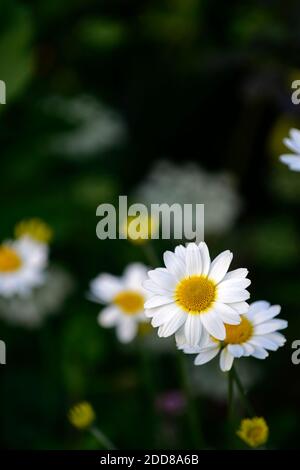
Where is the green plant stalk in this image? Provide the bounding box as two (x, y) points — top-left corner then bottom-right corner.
(89, 425), (117, 450)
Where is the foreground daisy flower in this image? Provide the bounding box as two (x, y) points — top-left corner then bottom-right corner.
(182, 301), (287, 371)
(237, 417), (269, 448)
(279, 128), (300, 172)
(144, 242), (251, 346)
(89, 263), (149, 343)
(0, 238), (48, 297)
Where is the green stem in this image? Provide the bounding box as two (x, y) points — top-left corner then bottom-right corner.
(176, 350), (205, 449)
(227, 368), (234, 421)
(231, 365), (255, 417)
(89, 425), (117, 450)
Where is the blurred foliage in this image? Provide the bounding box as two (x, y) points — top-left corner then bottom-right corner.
(0, 0), (300, 450)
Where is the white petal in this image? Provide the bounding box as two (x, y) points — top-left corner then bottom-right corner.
(186, 243), (202, 275)
(97, 306), (120, 327)
(209, 250), (233, 283)
(201, 311), (226, 340)
(90, 274), (123, 303)
(144, 295), (174, 309)
(143, 279), (172, 296)
(194, 346), (220, 365)
(158, 308), (186, 337)
(242, 343), (255, 356)
(252, 305), (281, 325)
(217, 288), (250, 303)
(184, 314), (203, 346)
(280, 154), (300, 168)
(254, 319), (288, 335)
(223, 268), (249, 281)
(220, 348), (234, 371)
(124, 263), (148, 289)
(213, 302), (241, 325)
(151, 303), (183, 327)
(251, 346), (269, 359)
(147, 268), (176, 291)
(163, 250), (185, 281)
(249, 336), (279, 351)
(218, 278), (251, 290)
(175, 244), (187, 260)
(228, 301), (249, 314)
(264, 332), (286, 347)
(199, 242), (211, 276)
(247, 301), (270, 319)
(227, 344), (244, 357)
(116, 320), (137, 343)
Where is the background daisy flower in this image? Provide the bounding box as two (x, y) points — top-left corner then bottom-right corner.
(89, 263), (149, 343)
(0, 237), (48, 298)
(144, 242), (251, 347)
(279, 128), (300, 171)
(182, 301), (287, 371)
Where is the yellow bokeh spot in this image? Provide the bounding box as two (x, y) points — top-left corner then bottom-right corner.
(0, 245), (22, 273)
(15, 218), (53, 244)
(224, 316), (253, 345)
(114, 290), (144, 315)
(175, 275), (216, 314)
(68, 402), (95, 430)
(121, 215), (158, 245)
(237, 417), (269, 448)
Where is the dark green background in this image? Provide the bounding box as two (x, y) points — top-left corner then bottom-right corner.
(0, 0), (300, 450)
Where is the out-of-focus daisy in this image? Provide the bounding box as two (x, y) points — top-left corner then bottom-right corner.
(144, 242), (250, 347)
(45, 95), (126, 159)
(135, 161), (241, 236)
(182, 301), (287, 371)
(237, 417), (269, 448)
(280, 128), (300, 171)
(0, 237), (48, 298)
(89, 263), (149, 343)
(15, 218), (53, 244)
(0, 266), (73, 327)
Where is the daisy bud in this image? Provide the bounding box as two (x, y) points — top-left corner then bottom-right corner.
(68, 402), (96, 430)
(237, 417), (269, 448)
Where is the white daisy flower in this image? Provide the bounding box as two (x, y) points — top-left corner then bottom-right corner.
(0, 237), (48, 298)
(280, 128), (300, 171)
(181, 301), (287, 372)
(89, 263), (149, 343)
(144, 242), (251, 347)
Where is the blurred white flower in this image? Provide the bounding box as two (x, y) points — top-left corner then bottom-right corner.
(135, 161), (242, 236)
(144, 242), (250, 347)
(45, 95), (127, 159)
(280, 128), (300, 171)
(0, 266), (73, 328)
(181, 301), (287, 372)
(89, 263), (149, 343)
(0, 237), (48, 298)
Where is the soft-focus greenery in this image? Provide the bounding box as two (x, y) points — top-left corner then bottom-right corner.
(1, 0), (300, 450)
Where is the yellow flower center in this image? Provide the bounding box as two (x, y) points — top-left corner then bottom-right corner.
(114, 290), (144, 315)
(175, 275), (216, 314)
(0, 246), (22, 273)
(237, 417), (269, 448)
(224, 316), (253, 344)
(15, 218), (53, 243)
